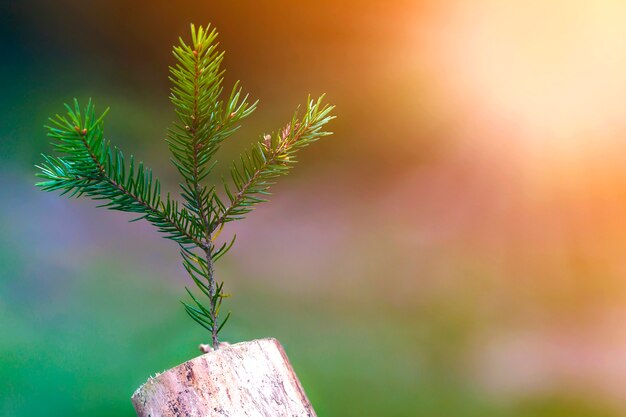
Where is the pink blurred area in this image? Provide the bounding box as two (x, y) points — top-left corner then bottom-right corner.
(213, 0), (626, 408)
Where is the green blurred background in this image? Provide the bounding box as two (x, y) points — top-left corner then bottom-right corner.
(2, 1), (626, 416)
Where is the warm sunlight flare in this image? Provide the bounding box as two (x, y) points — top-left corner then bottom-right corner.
(415, 0), (626, 169)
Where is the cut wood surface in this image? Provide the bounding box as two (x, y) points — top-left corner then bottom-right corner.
(131, 338), (316, 417)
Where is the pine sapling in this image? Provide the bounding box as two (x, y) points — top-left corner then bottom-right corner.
(35, 23), (335, 349)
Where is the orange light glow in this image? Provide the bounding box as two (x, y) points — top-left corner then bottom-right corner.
(411, 1), (626, 171)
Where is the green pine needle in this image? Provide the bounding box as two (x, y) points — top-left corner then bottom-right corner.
(35, 23), (335, 348)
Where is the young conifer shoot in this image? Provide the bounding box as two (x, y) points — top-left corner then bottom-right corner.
(35, 24), (335, 349)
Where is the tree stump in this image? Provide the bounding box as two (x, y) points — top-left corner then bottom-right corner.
(131, 338), (317, 417)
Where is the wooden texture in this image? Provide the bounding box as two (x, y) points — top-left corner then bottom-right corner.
(131, 338), (316, 417)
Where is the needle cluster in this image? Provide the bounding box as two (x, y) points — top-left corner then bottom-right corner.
(35, 24), (335, 348)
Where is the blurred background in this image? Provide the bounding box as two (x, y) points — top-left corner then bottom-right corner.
(2, 1), (626, 416)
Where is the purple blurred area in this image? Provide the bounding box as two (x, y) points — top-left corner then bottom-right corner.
(2, 1), (626, 416)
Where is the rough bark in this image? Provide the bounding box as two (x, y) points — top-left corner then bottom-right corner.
(131, 338), (316, 417)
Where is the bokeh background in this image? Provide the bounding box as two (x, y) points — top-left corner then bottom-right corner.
(2, 1), (626, 416)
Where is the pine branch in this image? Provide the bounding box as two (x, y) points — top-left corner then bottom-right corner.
(35, 24), (335, 347)
(213, 95), (335, 230)
(35, 99), (205, 248)
(167, 24), (256, 345)
(168, 23), (256, 238)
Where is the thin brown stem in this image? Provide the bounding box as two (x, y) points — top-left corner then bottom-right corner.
(202, 246), (219, 348)
(190, 47), (220, 347)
